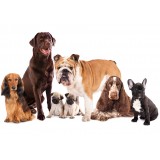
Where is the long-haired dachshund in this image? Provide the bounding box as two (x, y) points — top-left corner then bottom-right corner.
(1, 73), (34, 123)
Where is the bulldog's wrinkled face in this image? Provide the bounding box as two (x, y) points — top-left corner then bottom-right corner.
(54, 54), (79, 86)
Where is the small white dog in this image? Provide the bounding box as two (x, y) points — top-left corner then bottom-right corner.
(63, 93), (84, 119)
(47, 92), (64, 118)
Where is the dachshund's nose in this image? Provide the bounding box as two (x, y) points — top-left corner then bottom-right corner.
(12, 86), (16, 90)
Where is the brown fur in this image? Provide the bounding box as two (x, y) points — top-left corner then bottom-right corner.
(22, 32), (56, 120)
(1, 73), (33, 123)
(91, 76), (132, 121)
(54, 54), (121, 99)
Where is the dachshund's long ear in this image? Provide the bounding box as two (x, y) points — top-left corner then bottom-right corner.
(1, 76), (10, 97)
(17, 77), (24, 97)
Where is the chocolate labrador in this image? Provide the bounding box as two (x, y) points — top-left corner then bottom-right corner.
(23, 32), (56, 120)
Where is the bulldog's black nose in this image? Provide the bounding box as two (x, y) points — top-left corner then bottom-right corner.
(62, 69), (69, 73)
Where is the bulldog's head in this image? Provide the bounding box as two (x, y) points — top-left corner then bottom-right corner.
(54, 54), (80, 86)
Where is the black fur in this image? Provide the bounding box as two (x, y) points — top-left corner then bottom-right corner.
(128, 78), (158, 125)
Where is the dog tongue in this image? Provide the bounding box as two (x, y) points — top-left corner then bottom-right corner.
(40, 49), (50, 55)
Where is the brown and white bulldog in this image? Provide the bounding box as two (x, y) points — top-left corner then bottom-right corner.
(54, 54), (121, 121)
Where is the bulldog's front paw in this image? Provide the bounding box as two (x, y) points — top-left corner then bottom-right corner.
(82, 115), (90, 122)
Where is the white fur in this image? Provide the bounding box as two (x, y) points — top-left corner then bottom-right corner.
(47, 101), (64, 118)
(109, 77), (119, 99)
(96, 75), (110, 92)
(63, 102), (81, 118)
(132, 99), (141, 112)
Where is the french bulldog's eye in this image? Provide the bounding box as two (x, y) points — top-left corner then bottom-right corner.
(57, 66), (61, 70)
(69, 67), (73, 70)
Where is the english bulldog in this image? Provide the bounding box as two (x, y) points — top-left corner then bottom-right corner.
(54, 54), (121, 121)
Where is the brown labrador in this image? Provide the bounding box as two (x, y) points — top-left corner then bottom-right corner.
(22, 32), (56, 120)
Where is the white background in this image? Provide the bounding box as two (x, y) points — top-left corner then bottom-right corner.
(0, 0), (160, 159)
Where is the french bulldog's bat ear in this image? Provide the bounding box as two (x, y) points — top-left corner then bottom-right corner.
(54, 54), (62, 62)
(70, 54), (79, 62)
(142, 78), (147, 89)
(127, 79), (134, 90)
(65, 93), (69, 98)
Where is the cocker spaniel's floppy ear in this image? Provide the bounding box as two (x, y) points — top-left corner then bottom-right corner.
(1, 76), (10, 97)
(17, 76), (24, 97)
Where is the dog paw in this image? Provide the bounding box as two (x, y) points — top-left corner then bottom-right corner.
(82, 115), (90, 122)
(144, 121), (150, 125)
(37, 114), (45, 121)
(46, 115), (51, 118)
(99, 116), (108, 121)
(140, 116), (145, 119)
(131, 118), (138, 122)
(4, 118), (10, 122)
(70, 116), (75, 119)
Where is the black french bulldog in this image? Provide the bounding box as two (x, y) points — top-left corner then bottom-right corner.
(127, 78), (158, 125)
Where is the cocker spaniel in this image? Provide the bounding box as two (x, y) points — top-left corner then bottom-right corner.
(91, 76), (132, 121)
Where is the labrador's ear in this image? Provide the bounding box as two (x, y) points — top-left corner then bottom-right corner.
(29, 33), (39, 47)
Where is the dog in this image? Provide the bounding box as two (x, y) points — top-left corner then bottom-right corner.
(54, 54), (121, 121)
(128, 78), (158, 125)
(91, 76), (132, 121)
(63, 93), (84, 119)
(22, 32), (56, 120)
(1, 73), (34, 123)
(46, 92), (64, 118)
